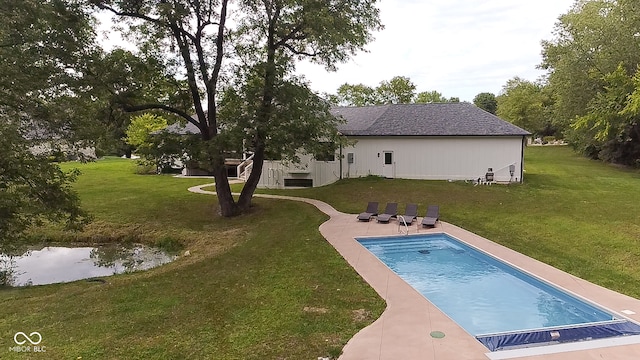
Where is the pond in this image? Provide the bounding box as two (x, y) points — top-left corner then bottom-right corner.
(0, 244), (178, 287)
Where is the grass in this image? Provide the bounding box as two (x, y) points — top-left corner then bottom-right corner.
(0, 158), (384, 359)
(254, 146), (640, 298)
(2, 147), (640, 358)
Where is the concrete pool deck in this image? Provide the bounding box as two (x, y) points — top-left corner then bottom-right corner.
(187, 185), (640, 359)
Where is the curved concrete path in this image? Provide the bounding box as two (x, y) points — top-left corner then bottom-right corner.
(188, 183), (640, 360)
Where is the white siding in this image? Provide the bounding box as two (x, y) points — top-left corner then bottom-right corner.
(258, 153), (340, 189)
(257, 136), (525, 188)
(342, 136), (524, 183)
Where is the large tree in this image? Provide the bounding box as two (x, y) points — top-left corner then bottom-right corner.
(541, 0), (640, 164)
(92, 0), (382, 216)
(473, 92), (498, 114)
(1, 0), (94, 252)
(332, 83), (379, 106)
(376, 76), (416, 104)
(496, 77), (553, 136)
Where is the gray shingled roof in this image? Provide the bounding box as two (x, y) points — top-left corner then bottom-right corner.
(163, 121), (200, 135)
(332, 103), (530, 136)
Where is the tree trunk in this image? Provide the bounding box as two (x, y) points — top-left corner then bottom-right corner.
(237, 147), (265, 211)
(213, 163), (239, 217)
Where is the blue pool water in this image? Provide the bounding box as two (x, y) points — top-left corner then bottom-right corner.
(358, 233), (640, 351)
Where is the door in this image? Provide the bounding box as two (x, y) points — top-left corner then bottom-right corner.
(382, 151), (394, 178)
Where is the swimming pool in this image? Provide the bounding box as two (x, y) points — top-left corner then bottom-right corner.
(357, 233), (640, 351)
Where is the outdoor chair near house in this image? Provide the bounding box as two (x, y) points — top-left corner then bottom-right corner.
(376, 203), (398, 223)
(421, 205), (440, 228)
(398, 203), (418, 225)
(357, 202), (379, 221)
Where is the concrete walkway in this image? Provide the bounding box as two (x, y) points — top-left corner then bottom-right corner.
(188, 183), (640, 360)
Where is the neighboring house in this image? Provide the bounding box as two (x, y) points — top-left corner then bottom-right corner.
(162, 121), (247, 176)
(258, 103), (530, 188)
(25, 125), (96, 161)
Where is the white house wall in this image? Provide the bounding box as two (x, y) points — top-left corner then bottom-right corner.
(257, 136), (525, 188)
(342, 136), (524, 183)
(258, 153), (341, 189)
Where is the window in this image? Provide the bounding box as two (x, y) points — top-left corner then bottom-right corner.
(384, 152), (393, 165)
(284, 178), (313, 187)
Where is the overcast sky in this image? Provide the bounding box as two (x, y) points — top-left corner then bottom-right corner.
(98, 1), (576, 102)
(295, 0), (576, 102)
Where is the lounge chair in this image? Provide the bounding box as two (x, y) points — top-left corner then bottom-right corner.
(398, 203), (418, 225)
(421, 205), (439, 227)
(376, 203), (398, 223)
(357, 202), (379, 221)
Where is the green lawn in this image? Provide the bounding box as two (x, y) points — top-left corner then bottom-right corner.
(257, 146), (640, 297)
(1, 147), (640, 359)
(0, 158), (384, 359)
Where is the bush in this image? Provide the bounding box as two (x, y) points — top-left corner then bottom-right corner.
(134, 163), (158, 175)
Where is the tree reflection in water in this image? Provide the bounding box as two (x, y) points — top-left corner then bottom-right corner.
(1, 244), (176, 286)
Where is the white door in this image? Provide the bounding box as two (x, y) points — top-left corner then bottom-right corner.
(382, 151), (394, 178)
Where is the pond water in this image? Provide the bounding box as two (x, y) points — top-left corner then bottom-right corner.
(0, 244), (177, 286)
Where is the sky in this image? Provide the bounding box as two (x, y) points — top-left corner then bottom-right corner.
(295, 0), (576, 102)
(97, 0), (577, 102)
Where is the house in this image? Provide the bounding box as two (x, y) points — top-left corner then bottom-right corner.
(25, 124), (96, 161)
(258, 103), (530, 188)
(161, 121), (248, 176)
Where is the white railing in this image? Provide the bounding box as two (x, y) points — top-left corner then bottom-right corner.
(398, 216), (409, 235)
(237, 154), (254, 181)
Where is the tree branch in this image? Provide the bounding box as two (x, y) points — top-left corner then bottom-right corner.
(169, 24), (207, 132)
(91, 2), (163, 26)
(120, 103), (199, 129)
(282, 43), (317, 57)
(274, 23), (306, 48)
(205, 0), (229, 137)
(92, 1), (197, 43)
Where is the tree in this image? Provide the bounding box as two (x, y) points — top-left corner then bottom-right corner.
(333, 76), (416, 106)
(334, 83), (379, 106)
(0, 123), (92, 255)
(332, 76), (458, 105)
(219, 70), (345, 165)
(541, 0), (640, 164)
(473, 92), (498, 114)
(1, 0), (94, 252)
(85, 48), (193, 158)
(571, 64), (640, 164)
(415, 90), (443, 103)
(1, 0), (98, 142)
(92, 0), (383, 216)
(125, 113), (168, 150)
(376, 76), (416, 104)
(496, 77), (553, 135)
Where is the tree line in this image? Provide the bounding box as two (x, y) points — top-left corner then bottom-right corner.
(499, 0), (640, 166)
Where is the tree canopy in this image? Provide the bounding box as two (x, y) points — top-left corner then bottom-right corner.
(496, 78), (553, 136)
(1, 0), (95, 251)
(473, 92), (498, 114)
(91, 0), (383, 216)
(332, 76), (459, 106)
(541, 0), (640, 164)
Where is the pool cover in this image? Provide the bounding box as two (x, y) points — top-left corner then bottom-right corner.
(476, 320), (640, 351)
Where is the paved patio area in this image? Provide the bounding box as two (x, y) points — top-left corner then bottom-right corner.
(188, 184), (640, 359)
